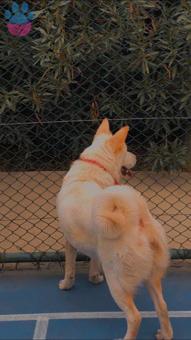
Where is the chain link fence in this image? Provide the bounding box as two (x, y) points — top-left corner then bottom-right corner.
(0, 1), (191, 262)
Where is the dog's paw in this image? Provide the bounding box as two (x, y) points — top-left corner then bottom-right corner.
(156, 330), (163, 340)
(156, 329), (173, 340)
(89, 273), (104, 284)
(59, 278), (74, 290)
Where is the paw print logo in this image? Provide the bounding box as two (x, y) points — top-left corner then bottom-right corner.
(4, 1), (35, 37)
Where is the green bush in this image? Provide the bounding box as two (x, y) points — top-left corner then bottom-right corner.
(0, 0), (191, 171)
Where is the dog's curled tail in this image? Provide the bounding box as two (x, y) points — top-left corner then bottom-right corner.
(94, 192), (126, 240)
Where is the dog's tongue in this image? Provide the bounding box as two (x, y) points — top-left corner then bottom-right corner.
(121, 166), (134, 179)
(120, 170), (134, 184)
(126, 170), (134, 178)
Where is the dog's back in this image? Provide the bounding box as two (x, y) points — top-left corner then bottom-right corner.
(93, 185), (169, 288)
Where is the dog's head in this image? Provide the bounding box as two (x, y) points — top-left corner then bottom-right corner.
(82, 118), (136, 180)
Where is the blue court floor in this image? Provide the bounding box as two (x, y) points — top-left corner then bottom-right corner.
(0, 265), (190, 339)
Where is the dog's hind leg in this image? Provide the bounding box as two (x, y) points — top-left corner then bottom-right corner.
(106, 276), (141, 340)
(116, 291), (141, 340)
(122, 293), (141, 340)
(147, 275), (173, 340)
(89, 258), (104, 284)
(59, 240), (77, 290)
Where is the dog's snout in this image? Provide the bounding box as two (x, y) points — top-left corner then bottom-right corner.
(131, 153), (137, 167)
(126, 152), (137, 169)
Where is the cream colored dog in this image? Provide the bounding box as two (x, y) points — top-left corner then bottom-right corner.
(57, 119), (173, 340)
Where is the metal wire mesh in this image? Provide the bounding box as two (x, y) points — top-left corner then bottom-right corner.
(0, 1), (191, 261)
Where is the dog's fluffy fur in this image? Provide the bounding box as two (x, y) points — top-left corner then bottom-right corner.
(57, 119), (173, 340)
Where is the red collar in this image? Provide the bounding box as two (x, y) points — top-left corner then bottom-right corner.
(79, 157), (119, 185)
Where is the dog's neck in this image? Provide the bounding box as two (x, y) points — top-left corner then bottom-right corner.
(79, 157), (119, 185)
(63, 155), (120, 188)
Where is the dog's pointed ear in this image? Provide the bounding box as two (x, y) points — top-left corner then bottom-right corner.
(95, 118), (111, 136)
(107, 126), (129, 153)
